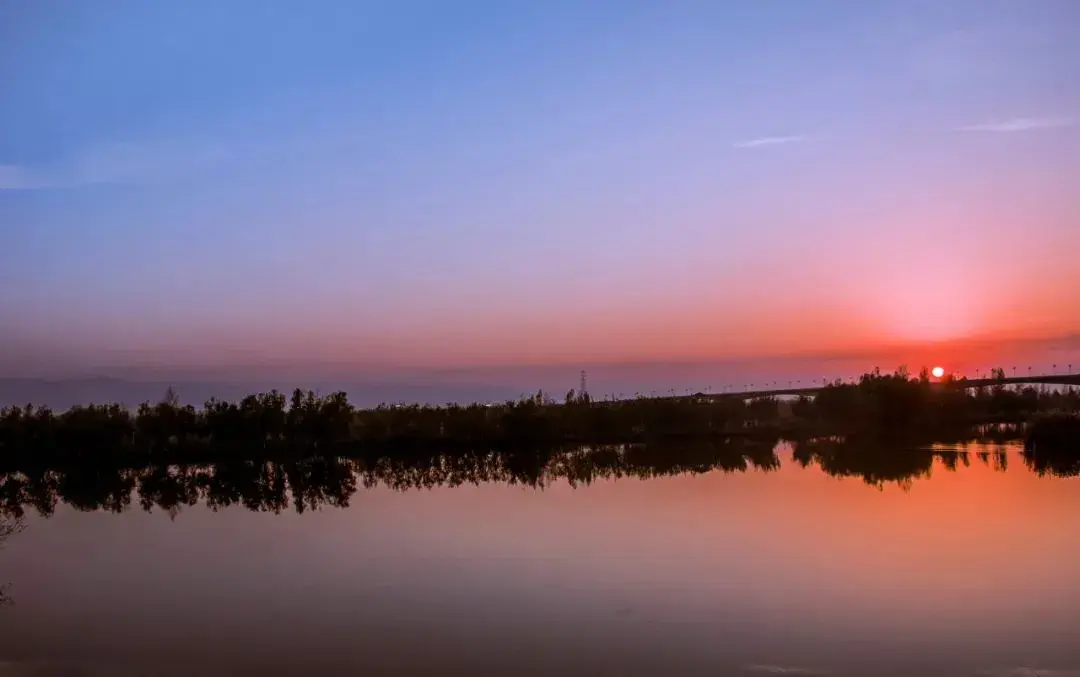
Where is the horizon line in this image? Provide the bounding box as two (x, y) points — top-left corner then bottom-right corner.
(4, 330), (1077, 381)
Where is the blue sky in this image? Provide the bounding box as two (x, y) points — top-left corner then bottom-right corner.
(2, 0), (1079, 377)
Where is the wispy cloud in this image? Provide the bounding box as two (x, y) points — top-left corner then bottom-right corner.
(732, 135), (805, 149)
(957, 116), (1076, 133)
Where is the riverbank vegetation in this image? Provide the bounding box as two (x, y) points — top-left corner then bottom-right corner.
(0, 368), (1077, 469)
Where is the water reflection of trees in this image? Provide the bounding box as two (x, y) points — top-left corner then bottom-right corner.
(791, 437), (1011, 490)
(1023, 445), (1080, 477)
(0, 440), (780, 518)
(0, 436), (1067, 519)
(0, 514), (24, 607)
(1023, 414), (1080, 477)
(793, 437), (939, 489)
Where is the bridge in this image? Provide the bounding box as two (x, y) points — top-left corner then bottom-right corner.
(679, 373), (1080, 402)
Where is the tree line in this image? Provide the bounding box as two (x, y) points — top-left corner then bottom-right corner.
(0, 368), (1077, 468)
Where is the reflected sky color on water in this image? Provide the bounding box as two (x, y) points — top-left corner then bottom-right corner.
(0, 445), (1078, 676)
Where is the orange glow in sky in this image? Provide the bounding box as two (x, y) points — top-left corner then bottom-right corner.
(2, 2), (1079, 379)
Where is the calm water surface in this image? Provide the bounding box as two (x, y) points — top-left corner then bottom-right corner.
(1, 444), (1078, 676)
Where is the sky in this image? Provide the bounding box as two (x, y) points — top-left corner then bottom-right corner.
(2, 0), (1080, 383)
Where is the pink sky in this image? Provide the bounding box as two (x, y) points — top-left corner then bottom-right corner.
(2, 1), (1079, 380)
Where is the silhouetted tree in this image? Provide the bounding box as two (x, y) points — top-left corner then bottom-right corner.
(2, 369), (1079, 470)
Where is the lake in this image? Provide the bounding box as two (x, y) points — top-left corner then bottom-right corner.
(1, 442), (1078, 676)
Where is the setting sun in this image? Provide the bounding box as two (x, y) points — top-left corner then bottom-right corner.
(931, 366), (945, 378)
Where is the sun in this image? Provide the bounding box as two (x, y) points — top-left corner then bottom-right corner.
(931, 366), (945, 378)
